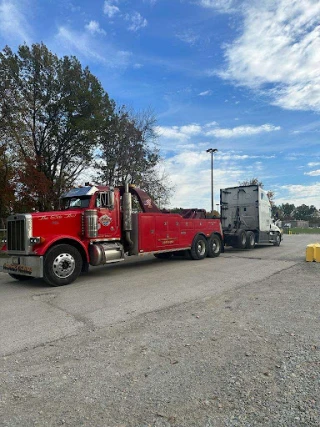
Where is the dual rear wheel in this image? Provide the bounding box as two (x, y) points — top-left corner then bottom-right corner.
(190, 234), (222, 260)
(234, 229), (255, 249)
(154, 234), (222, 261)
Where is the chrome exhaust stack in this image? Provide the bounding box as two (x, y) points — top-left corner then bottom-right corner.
(123, 182), (134, 248)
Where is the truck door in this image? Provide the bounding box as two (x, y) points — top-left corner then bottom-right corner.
(258, 188), (272, 232)
(95, 191), (121, 240)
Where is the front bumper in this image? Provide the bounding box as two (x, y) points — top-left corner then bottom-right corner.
(0, 255), (43, 277)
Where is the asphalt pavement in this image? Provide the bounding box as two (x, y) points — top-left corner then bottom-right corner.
(0, 234), (319, 426)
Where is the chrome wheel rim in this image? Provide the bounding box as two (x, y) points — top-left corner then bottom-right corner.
(52, 253), (75, 278)
(197, 240), (206, 256)
(212, 239), (219, 253)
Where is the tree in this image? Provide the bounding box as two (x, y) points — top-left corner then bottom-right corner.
(95, 106), (172, 205)
(239, 177), (274, 204)
(0, 43), (172, 213)
(239, 177), (263, 187)
(0, 142), (15, 220)
(294, 204), (317, 220)
(0, 43), (110, 211)
(279, 203), (295, 219)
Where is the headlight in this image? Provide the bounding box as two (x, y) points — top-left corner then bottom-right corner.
(29, 237), (44, 244)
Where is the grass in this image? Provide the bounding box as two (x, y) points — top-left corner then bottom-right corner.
(283, 227), (320, 235)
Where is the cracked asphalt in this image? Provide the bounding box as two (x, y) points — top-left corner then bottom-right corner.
(0, 234), (319, 426)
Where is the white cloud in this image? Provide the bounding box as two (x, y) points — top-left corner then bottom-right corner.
(199, 90), (212, 96)
(85, 21), (106, 35)
(205, 121), (219, 127)
(156, 122), (315, 209)
(164, 150), (259, 209)
(164, 152), (320, 210)
(103, 1), (120, 18)
(206, 124), (281, 138)
(55, 26), (131, 67)
(176, 30), (200, 46)
(156, 122), (281, 154)
(0, 0), (32, 44)
(278, 183), (320, 207)
(56, 26), (105, 62)
(217, 0), (320, 111)
(126, 12), (148, 32)
(291, 120), (320, 134)
(197, 0), (238, 13)
(304, 170), (320, 176)
(308, 162), (320, 167)
(156, 124), (202, 141)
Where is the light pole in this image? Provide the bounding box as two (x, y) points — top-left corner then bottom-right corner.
(206, 148), (218, 214)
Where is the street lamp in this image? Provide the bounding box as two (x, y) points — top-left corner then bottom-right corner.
(206, 148), (218, 214)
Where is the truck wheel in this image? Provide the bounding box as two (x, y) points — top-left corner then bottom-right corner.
(245, 231), (255, 249)
(207, 234), (221, 258)
(44, 244), (82, 286)
(190, 234), (208, 260)
(273, 232), (281, 246)
(9, 273), (34, 281)
(235, 229), (247, 249)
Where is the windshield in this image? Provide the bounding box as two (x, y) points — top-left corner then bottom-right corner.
(60, 196), (91, 210)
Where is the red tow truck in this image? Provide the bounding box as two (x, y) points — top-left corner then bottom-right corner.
(0, 183), (223, 286)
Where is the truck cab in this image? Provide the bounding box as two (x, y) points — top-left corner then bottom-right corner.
(220, 185), (282, 249)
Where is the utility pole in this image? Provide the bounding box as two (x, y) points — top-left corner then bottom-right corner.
(206, 148), (218, 214)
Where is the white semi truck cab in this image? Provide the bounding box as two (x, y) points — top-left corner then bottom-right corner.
(220, 185), (282, 249)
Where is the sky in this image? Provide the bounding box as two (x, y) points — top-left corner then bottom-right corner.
(1, 0), (320, 210)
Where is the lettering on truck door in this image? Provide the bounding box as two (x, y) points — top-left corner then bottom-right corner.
(96, 192), (120, 239)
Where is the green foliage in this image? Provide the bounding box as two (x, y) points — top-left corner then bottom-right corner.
(294, 204), (317, 220)
(0, 142), (15, 218)
(0, 43), (111, 211)
(95, 106), (172, 206)
(239, 177), (263, 187)
(0, 42), (170, 214)
(275, 203), (319, 222)
(279, 203), (295, 218)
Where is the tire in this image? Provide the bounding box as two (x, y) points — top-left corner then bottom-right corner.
(273, 232), (281, 246)
(154, 253), (173, 259)
(44, 244), (82, 286)
(190, 234), (208, 260)
(245, 231), (255, 249)
(9, 273), (34, 281)
(207, 234), (222, 258)
(235, 229), (247, 249)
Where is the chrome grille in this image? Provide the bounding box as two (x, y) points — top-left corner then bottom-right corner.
(7, 219), (26, 251)
(6, 214), (32, 254)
